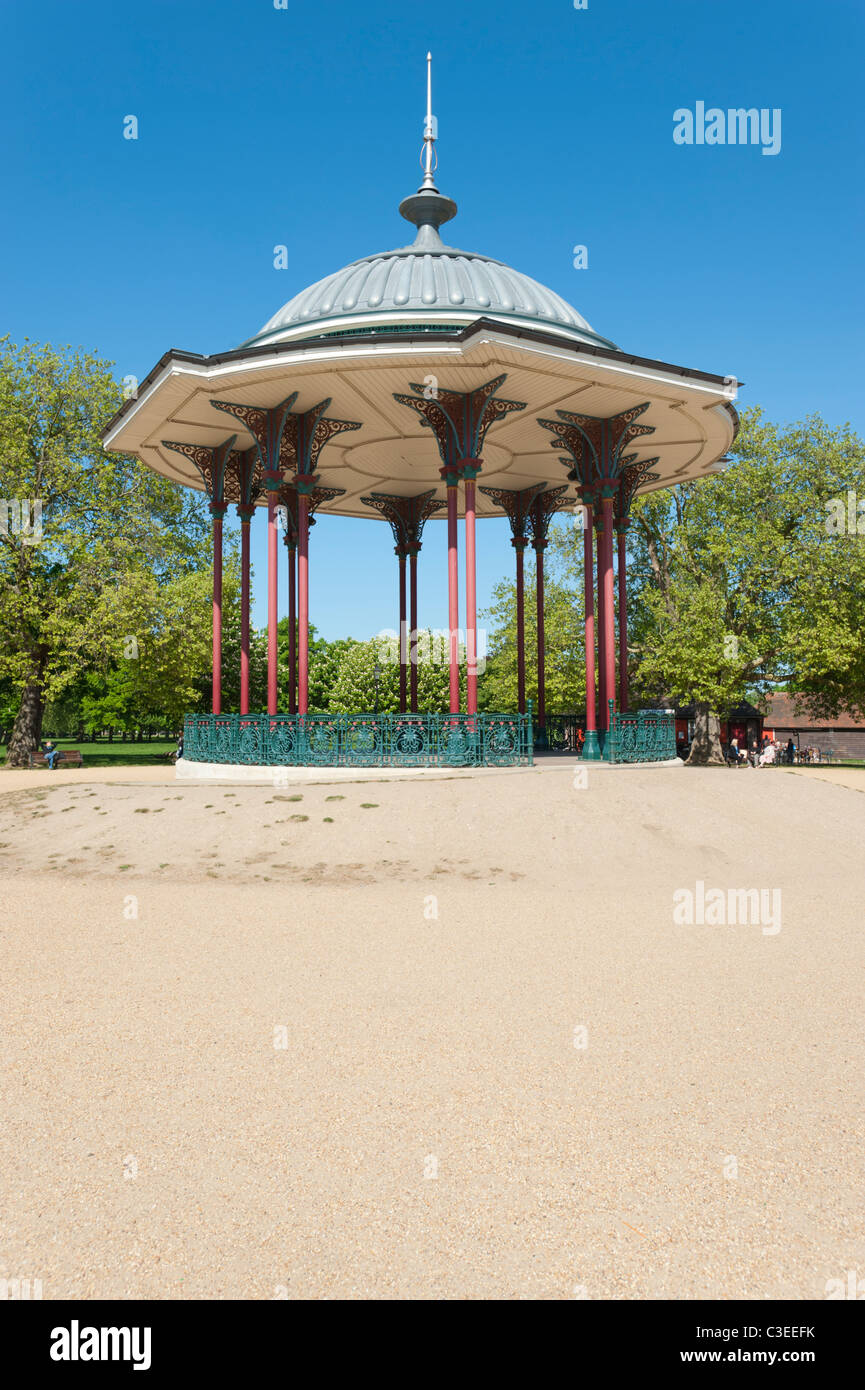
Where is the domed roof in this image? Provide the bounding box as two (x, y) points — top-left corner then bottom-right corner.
(245, 226), (617, 351)
(244, 64), (617, 354)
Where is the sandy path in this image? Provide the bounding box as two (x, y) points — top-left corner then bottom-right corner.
(1, 764), (862, 1299)
(0, 765), (175, 793)
(789, 765), (865, 793)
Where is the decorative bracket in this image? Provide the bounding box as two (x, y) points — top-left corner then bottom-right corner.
(393, 374), (525, 470)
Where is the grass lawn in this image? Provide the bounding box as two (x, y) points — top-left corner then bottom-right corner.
(0, 739), (177, 768)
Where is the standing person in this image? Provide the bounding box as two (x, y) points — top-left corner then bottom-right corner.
(786, 737), (796, 765)
(729, 735), (740, 765)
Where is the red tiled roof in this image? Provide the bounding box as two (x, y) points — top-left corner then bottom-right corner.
(763, 693), (865, 731)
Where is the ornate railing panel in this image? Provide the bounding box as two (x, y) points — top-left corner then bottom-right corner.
(606, 705), (676, 763)
(483, 713), (528, 765)
(182, 710), (533, 768)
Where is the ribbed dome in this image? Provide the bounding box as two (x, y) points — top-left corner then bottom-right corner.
(245, 229), (617, 351)
(245, 78), (617, 354)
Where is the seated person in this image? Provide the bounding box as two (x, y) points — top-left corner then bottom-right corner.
(41, 739), (60, 770)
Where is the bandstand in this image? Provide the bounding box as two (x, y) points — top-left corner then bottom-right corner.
(102, 58), (738, 771)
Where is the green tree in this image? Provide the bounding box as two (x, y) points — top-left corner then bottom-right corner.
(479, 560), (586, 715)
(0, 339), (211, 764)
(329, 631), (464, 713)
(626, 408), (865, 761)
(77, 565), (217, 733)
(306, 632), (358, 713)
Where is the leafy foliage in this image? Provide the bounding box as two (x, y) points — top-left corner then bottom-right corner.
(0, 338), (212, 762)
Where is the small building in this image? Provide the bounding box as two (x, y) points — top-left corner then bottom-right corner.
(672, 700), (764, 752)
(762, 694), (865, 760)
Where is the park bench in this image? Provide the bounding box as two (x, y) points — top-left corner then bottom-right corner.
(28, 749), (84, 769)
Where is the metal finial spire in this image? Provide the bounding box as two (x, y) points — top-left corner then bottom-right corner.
(421, 51), (438, 189)
(399, 52), (457, 239)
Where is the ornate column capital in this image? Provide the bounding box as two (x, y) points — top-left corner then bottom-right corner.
(577, 483), (597, 509)
(538, 404), (656, 497)
(615, 456), (661, 526)
(292, 472), (321, 496)
(211, 394), (298, 476)
(360, 489), (444, 551)
(528, 484), (571, 550)
(162, 435), (238, 513)
(394, 374), (525, 472)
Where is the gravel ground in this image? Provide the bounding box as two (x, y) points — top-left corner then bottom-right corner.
(0, 762), (862, 1299)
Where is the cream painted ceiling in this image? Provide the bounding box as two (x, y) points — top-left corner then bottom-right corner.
(105, 327), (737, 521)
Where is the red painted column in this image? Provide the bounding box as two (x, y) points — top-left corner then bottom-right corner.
(239, 509), (252, 716)
(211, 509), (225, 715)
(398, 551), (408, 713)
(265, 486), (279, 716)
(409, 548), (419, 713)
(297, 492), (310, 716)
(535, 540), (547, 738)
(616, 523), (629, 712)
(287, 539), (297, 715)
(595, 509), (607, 731)
(514, 539), (526, 713)
(581, 497), (599, 756)
(463, 468), (480, 717)
(601, 496), (616, 729)
(444, 473), (460, 715)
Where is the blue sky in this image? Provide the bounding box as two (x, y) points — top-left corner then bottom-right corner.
(3, 0), (863, 639)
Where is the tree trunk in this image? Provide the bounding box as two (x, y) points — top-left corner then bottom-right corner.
(686, 703), (726, 766)
(5, 680), (45, 766)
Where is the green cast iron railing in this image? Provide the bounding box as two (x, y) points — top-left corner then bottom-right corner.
(606, 703), (677, 763)
(182, 709), (534, 769)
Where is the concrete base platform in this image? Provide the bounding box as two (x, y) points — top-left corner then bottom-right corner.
(174, 758), (538, 785)
(175, 756), (683, 784)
